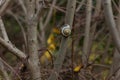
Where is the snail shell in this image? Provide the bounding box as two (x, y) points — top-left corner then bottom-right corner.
(61, 24), (71, 37)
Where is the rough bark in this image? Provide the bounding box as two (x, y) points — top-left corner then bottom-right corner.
(26, 0), (42, 80)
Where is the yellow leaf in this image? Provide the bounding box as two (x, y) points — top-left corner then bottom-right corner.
(52, 27), (60, 34)
(45, 51), (51, 60)
(40, 43), (55, 64)
(73, 65), (82, 72)
(48, 44), (56, 51)
(40, 55), (47, 64)
(47, 34), (54, 44)
(40, 51), (52, 64)
(40, 27), (59, 64)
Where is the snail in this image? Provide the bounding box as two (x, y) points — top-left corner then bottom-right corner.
(61, 24), (71, 37)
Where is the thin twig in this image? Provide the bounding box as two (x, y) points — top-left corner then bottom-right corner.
(112, 0), (120, 14)
(0, 16), (26, 59)
(71, 24), (75, 80)
(0, 58), (22, 80)
(76, 0), (85, 12)
(0, 59), (11, 80)
(43, 0), (57, 30)
(7, 10), (27, 49)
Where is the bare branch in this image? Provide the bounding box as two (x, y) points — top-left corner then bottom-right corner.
(82, 0), (92, 67)
(0, 17), (9, 42)
(0, 60), (11, 80)
(43, 0), (57, 29)
(0, 0), (11, 16)
(103, 0), (120, 53)
(18, 0), (27, 14)
(0, 57), (22, 80)
(25, 0), (42, 80)
(0, 37), (26, 59)
(48, 0), (76, 80)
(76, 0), (85, 12)
(0, 16), (26, 59)
(48, 3), (65, 13)
(6, 10), (27, 48)
(0, 16), (24, 79)
(108, 1), (120, 80)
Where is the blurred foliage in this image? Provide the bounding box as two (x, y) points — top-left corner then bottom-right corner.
(0, 0), (119, 80)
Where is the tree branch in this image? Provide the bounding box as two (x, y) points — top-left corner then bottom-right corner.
(0, 37), (27, 59)
(103, 0), (120, 53)
(82, 0), (92, 68)
(0, 59), (11, 80)
(25, 0), (42, 80)
(43, 0), (57, 29)
(48, 0), (76, 80)
(0, 0), (11, 16)
(0, 17), (26, 59)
